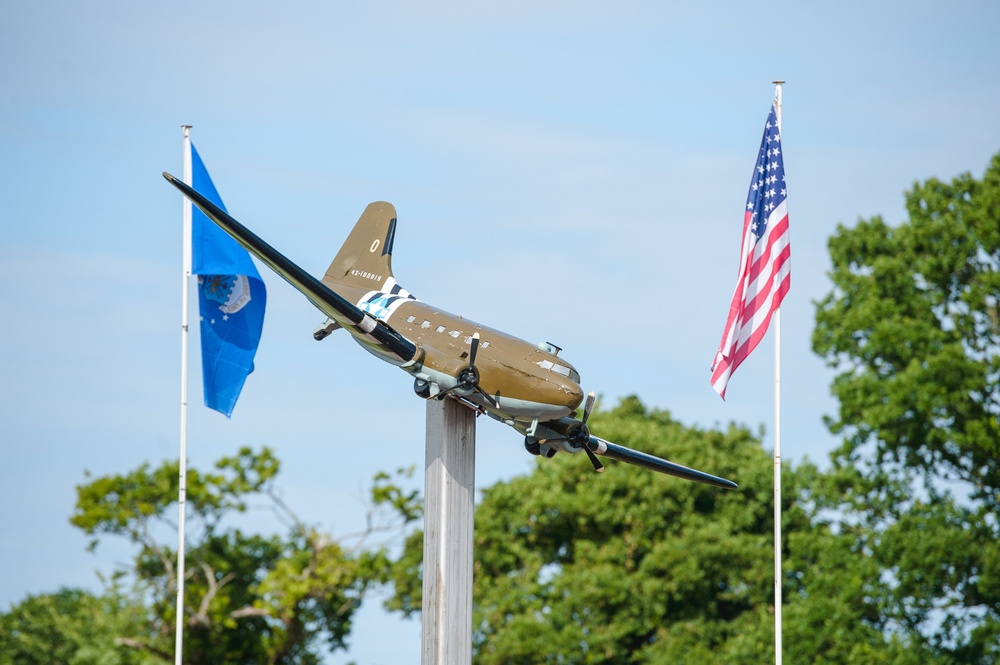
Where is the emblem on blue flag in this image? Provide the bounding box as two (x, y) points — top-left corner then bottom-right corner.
(200, 274), (253, 315)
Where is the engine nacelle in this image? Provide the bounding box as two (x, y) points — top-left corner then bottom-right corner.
(526, 418), (588, 458)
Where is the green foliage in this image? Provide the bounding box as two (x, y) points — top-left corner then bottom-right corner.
(387, 397), (931, 664)
(0, 586), (158, 665)
(54, 448), (421, 665)
(72, 447), (280, 550)
(814, 151), (1000, 661)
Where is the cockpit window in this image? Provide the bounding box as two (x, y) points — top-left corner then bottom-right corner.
(535, 360), (580, 383)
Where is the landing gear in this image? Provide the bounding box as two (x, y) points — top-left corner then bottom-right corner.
(313, 318), (339, 341)
(413, 378), (431, 398)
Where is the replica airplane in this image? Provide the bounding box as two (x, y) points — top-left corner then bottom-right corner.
(164, 173), (737, 489)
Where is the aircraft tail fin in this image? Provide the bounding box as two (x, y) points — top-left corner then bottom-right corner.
(323, 201), (398, 291)
(161, 173), (417, 363)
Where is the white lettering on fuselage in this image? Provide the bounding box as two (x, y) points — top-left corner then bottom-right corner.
(351, 270), (383, 282)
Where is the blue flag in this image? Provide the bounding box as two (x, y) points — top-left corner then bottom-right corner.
(190, 143), (266, 417)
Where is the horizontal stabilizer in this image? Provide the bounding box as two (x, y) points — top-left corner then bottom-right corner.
(163, 172), (417, 363)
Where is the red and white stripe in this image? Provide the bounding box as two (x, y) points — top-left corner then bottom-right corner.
(711, 200), (790, 398)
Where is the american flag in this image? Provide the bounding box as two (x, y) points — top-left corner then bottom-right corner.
(711, 103), (791, 398)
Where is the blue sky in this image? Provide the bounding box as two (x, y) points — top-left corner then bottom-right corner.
(2, 2), (999, 663)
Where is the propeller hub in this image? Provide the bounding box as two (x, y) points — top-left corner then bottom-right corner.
(457, 367), (479, 390)
(567, 423), (590, 448)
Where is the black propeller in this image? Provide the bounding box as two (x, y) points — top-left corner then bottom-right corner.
(434, 333), (499, 408)
(539, 392), (739, 489)
(540, 391), (604, 472)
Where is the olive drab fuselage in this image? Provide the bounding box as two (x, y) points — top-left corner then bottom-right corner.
(317, 200), (585, 430)
(164, 172), (738, 489)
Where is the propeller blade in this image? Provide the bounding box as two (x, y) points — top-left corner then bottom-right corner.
(429, 334), (498, 409)
(581, 391), (596, 426)
(583, 445), (605, 473)
(475, 386), (499, 408)
(588, 436), (737, 489)
(432, 385), (458, 400)
(469, 332), (480, 367)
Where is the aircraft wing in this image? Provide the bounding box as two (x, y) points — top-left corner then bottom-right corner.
(164, 172), (418, 364)
(589, 435), (738, 489)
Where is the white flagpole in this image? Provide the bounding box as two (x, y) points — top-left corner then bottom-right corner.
(771, 81), (784, 665)
(175, 125), (193, 665)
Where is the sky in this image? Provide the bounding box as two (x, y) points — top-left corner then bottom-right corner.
(2, 1), (999, 663)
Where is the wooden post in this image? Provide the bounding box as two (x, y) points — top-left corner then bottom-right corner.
(421, 398), (476, 665)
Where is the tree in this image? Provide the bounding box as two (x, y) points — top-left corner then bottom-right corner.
(0, 586), (156, 665)
(387, 397), (932, 664)
(814, 151), (1000, 662)
(65, 447), (419, 664)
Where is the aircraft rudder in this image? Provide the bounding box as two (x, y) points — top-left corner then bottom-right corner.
(324, 201), (398, 290)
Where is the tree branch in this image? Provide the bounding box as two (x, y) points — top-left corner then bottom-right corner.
(189, 562), (235, 627)
(230, 605), (272, 619)
(114, 636), (172, 661)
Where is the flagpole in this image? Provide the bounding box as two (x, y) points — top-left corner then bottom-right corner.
(771, 81), (784, 665)
(175, 125), (193, 665)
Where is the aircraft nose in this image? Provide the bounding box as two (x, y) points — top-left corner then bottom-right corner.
(561, 381), (585, 411)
